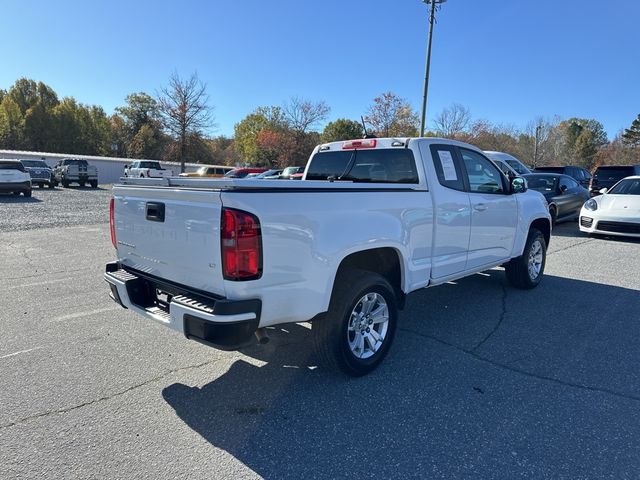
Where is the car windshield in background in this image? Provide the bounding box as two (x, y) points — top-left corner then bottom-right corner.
(306, 148), (419, 183)
(505, 160), (529, 175)
(21, 160), (49, 168)
(524, 174), (557, 192)
(595, 167), (633, 179)
(608, 178), (640, 195)
(0, 161), (25, 171)
(64, 159), (88, 166)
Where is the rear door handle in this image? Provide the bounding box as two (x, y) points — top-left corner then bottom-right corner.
(146, 202), (165, 222)
(473, 203), (487, 212)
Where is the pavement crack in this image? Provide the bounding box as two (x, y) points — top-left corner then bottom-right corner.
(548, 238), (594, 256)
(399, 327), (640, 404)
(471, 282), (508, 353)
(0, 358), (225, 430)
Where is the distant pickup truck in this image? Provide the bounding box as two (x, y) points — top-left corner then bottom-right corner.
(124, 161), (173, 178)
(52, 158), (98, 188)
(105, 137), (551, 376)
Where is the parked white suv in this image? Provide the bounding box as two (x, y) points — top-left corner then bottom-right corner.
(105, 138), (550, 376)
(0, 160), (32, 197)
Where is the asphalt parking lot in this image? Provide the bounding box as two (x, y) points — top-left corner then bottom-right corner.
(1, 189), (639, 479)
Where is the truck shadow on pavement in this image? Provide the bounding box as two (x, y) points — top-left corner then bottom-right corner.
(0, 194), (41, 203)
(162, 271), (640, 478)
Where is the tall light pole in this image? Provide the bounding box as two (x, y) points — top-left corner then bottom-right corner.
(419, 0), (447, 137)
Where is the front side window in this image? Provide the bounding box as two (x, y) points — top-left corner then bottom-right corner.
(460, 149), (505, 194)
(559, 176), (578, 191)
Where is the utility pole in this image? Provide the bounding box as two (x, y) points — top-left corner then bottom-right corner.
(533, 124), (542, 168)
(419, 0), (448, 137)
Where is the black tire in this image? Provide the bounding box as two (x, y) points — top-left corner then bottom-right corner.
(79, 182), (86, 188)
(549, 206), (557, 226)
(62, 178), (69, 188)
(38, 184), (44, 189)
(140, 173), (145, 178)
(90, 180), (98, 188)
(505, 228), (546, 289)
(23, 189), (32, 197)
(312, 269), (398, 376)
(48, 182), (54, 189)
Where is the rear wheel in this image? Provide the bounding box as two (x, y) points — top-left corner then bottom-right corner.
(90, 180), (98, 188)
(62, 178), (70, 188)
(312, 269), (398, 376)
(23, 189), (32, 197)
(505, 228), (546, 289)
(39, 184), (44, 189)
(48, 182), (54, 189)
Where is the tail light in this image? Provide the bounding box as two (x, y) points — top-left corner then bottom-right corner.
(109, 198), (116, 248)
(221, 208), (262, 281)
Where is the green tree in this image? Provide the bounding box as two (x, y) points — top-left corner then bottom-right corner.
(320, 118), (364, 143)
(558, 118), (608, 169)
(234, 106), (288, 165)
(0, 96), (24, 149)
(622, 114), (640, 147)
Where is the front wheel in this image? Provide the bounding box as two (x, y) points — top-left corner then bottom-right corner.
(90, 180), (98, 188)
(312, 269), (398, 376)
(505, 228), (546, 289)
(23, 189), (32, 197)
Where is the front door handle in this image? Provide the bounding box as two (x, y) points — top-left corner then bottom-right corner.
(473, 203), (487, 212)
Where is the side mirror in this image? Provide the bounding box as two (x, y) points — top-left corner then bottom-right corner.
(511, 176), (527, 194)
(599, 187), (608, 194)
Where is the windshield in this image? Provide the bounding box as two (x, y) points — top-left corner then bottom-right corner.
(21, 160), (49, 168)
(505, 159), (530, 175)
(524, 174), (557, 192)
(608, 178), (640, 195)
(225, 169), (249, 178)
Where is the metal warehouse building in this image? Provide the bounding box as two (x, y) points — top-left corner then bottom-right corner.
(0, 150), (201, 185)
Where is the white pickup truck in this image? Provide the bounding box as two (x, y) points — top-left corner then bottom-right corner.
(105, 137), (551, 376)
(124, 160), (173, 178)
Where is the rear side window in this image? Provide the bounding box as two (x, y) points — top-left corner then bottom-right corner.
(430, 145), (465, 191)
(306, 149), (419, 184)
(0, 161), (25, 171)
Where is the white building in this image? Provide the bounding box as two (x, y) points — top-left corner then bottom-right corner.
(0, 150), (201, 185)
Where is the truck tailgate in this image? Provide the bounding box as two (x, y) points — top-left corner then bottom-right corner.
(112, 185), (226, 297)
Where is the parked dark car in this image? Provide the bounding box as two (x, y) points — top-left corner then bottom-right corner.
(589, 165), (640, 196)
(523, 173), (590, 225)
(534, 166), (592, 188)
(20, 159), (54, 188)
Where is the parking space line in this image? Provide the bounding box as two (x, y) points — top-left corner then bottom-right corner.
(0, 347), (42, 360)
(51, 307), (121, 323)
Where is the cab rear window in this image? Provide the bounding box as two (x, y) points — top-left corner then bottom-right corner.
(306, 149), (419, 183)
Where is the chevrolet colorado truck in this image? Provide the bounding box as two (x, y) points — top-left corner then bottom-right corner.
(53, 158), (98, 188)
(124, 160), (174, 178)
(105, 137), (551, 376)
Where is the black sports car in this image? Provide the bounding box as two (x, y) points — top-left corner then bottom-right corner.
(523, 173), (590, 225)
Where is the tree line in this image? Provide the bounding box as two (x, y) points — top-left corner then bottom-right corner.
(1, 76), (639, 171)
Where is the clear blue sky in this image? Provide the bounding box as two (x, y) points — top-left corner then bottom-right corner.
(1, 0), (638, 139)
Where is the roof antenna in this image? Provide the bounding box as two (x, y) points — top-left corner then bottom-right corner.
(361, 116), (377, 139)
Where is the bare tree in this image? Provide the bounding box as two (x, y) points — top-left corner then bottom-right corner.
(365, 92), (419, 137)
(283, 97), (330, 133)
(433, 103), (471, 138)
(525, 116), (561, 166)
(158, 72), (214, 172)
